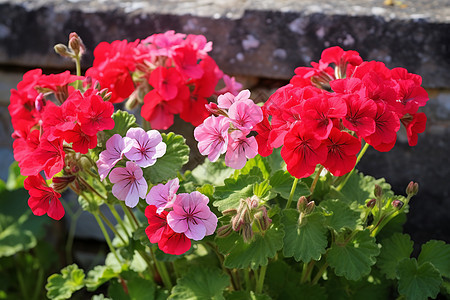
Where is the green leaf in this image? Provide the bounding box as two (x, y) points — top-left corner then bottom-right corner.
(269, 170), (311, 201)
(85, 265), (118, 291)
(169, 267), (229, 300)
(225, 291), (272, 300)
(126, 272), (156, 300)
(213, 171), (262, 212)
(265, 260), (326, 300)
(331, 171), (392, 205)
(46, 264), (85, 300)
(320, 199), (360, 232)
(397, 258), (442, 300)
(108, 279), (130, 300)
(377, 233), (414, 279)
(5, 162), (26, 190)
(145, 133), (190, 184)
(235, 155), (271, 180)
(190, 159), (234, 186)
(216, 220), (284, 269)
(281, 209), (327, 262)
(418, 240), (450, 278)
(327, 230), (380, 281)
(0, 188), (49, 257)
(104, 110), (138, 140)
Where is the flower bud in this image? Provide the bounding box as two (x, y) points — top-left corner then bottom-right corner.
(297, 196), (308, 212)
(52, 175), (76, 193)
(241, 224), (254, 243)
(254, 207), (272, 232)
(406, 181), (419, 196)
(216, 224), (233, 238)
(366, 198), (377, 208)
(54, 44), (73, 58)
(205, 102), (228, 117)
(374, 184), (383, 198)
(222, 208), (237, 216)
(305, 201), (315, 215)
(68, 32), (85, 56)
(391, 199), (404, 209)
(34, 93), (45, 112)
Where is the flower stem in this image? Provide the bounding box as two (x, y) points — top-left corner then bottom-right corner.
(75, 54), (82, 90)
(300, 260), (316, 284)
(285, 177), (299, 209)
(336, 141), (370, 191)
(120, 202), (139, 230)
(108, 203), (130, 237)
(93, 212), (121, 263)
(311, 262), (328, 285)
(310, 165), (324, 194)
(99, 210), (127, 245)
(255, 265), (267, 294)
(149, 246), (173, 290)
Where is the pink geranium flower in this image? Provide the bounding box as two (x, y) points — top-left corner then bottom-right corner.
(97, 134), (133, 181)
(167, 191), (217, 240)
(194, 115), (230, 162)
(225, 131), (258, 169)
(217, 89), (251, 109)
(109, 161), (148, 208)
(228, 99), (263, 132)
(146, 178), (180, 213)
(124, 128), (166, 168)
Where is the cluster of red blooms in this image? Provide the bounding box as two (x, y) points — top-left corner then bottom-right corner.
(9, 68), (115, 220)
(255, 46), (428, 179)
(86, 31), (240, 129)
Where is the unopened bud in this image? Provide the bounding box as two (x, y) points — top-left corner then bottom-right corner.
(52, 175), (76, 192)
(366, 198), (377, 209)
(68, 32), (85, 56)
(93, 80), (102, 91)
(34, 93), (45, 112)
(231, 214), (243, 231)
(374, 184), (383, 198)
(54, 44), (73, 58)
(216, 224), (233, 238)
(297, 196), (308, 212)
(254, 207), (272, 232)
(241, 224), (254, 243)
(247, 196), (259, 209)
(305, 201), (315, 214)
(391, 199), (404, 209)
(205, 102), (228, 117)
(222, 208), (237, 216)
(406, 181), (419, 196)
(125, 94), (139, 110)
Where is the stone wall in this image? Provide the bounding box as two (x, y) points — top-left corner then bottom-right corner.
(0, 0), (449, 244)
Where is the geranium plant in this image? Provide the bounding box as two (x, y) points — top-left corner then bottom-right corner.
(7, 31), (450, 300)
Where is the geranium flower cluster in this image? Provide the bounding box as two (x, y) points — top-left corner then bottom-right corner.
(255, 46), (429, 179)
(96, 128), (166, 208)
(145, 178), (218, 255)
(9, 67), (115, 220)
(194, 90), (263, 169)
(85, 30), (242, 130)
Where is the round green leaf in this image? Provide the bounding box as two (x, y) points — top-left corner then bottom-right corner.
(327, 230), (380, 281)
(216, 221), (284, 269)
(397, 258), (442, 300)
(282, 209), (327, 262)
(46, 264), (85, 300)
(418, 240), (450, 278)
(320, 199), (360, 232)
(378, 233), (414, 279)
(169, 267), (229, 300)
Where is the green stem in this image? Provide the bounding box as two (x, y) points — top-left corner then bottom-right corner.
(149, 247), (173, 289)
(93, 212), (121, 262)
(78, 176), (107, 200)
(311, 262), (328, 285)
(336, 141), (370, 191)
(285, 178), (299, 209)
(310, 165), (324, 194)
(255, 265), (267, 294)
(16, 266), (29, 299)
(244, 268), (251, 292)
(32, 267), (44, 300)
(300, 260), (316, 284)
(66, 208), (82, 264)
(120, 202), (139, 230)
(99, 211), (127, 245)
(108, 203), (130, 237)
(75, 55), (82, 90)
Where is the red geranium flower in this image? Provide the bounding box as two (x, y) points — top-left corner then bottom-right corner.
(24, 174), (64, 220)
(323, 128), (361, 176)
